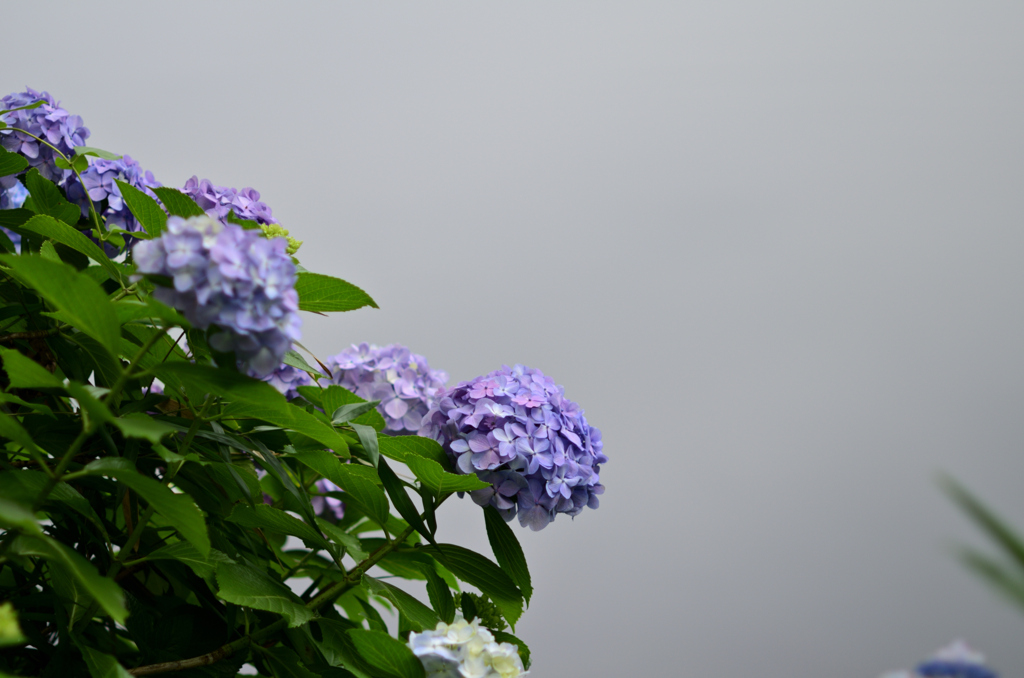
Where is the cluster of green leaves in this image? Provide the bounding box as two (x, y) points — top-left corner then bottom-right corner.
(0, 155), (532, 677)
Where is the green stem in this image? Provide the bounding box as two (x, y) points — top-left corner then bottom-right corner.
(104, 327), (167, 404)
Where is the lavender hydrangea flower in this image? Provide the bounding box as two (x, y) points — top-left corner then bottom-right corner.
(0, 181), (29, 251)
(323, 343), (448, 434)
(311, 479), (345, 521)
(132, 215), (301, 378)
(182, 176), (302, 254)
(419, 364), (605, 531)
(1, 88), (89, 188)
(66, 155), (161, 236)
(880, 640), (997, 678)
(263, 363), (314, 400)
(407, 615), (526, 678)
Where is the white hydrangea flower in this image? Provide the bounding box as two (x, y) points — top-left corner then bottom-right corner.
(407, 615), (527, 678)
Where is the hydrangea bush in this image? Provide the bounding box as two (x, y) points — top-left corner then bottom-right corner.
(880, 640), (998, 678)
(0, 89), (575, 677)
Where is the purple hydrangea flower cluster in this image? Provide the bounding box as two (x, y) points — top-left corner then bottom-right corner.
(1, 88), (90, 188)
(66, 155), (161, 235)
(183, 176), (277, 225)
(419, 364), (605, 531)
(324, 343), (449, 434)
(311, 479), (345, 521)
(263, 363), (313, 400)
(132, 215), (301, 378)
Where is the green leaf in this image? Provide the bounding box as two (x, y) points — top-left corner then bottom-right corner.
(377, 458), (432, 544)
(49, 559), (96, 627)
(943, 476), (1024, 572)
(332, 401), (381, 426)
(483, 506), (532, 604)
(421, 562), (456, 624)
(316, 518), (368, 561)
(404, 455), (490, 497)
(14, 214), (122, 282)
(23, 169), (80, 225)
(74, 146), (123, 161)
(282, 349), (319, 376)
(79, 458), (210, 557)
(0, 346), (64, 389)
(0, 255), (120, 350)
(491, 630), (531, 670)
(377, 436), (450, 470)
(155, 363), (350, 456)
(152, 187), (206, 218)
(295, 273), (378, 313)
(115, 180), (167, 236)
(228, 504), (328, 550)
(322, 385), (386, 431)
(347, 629), (424, 678)
(9, 533), (127, 623)
(0, 412), (48, 466)
(67, 333), (122, 389)
(215, 562), (315, 627)
(259, 646), (321, 678)
(0, 147), (28, 177)
(315, 619), (376, 678)
(0, 498), (39, 533)
(351, 423), (380, 467)
(420, 544), (523, 628)
(0, 601), (26, 648)
(0, 208), (33, 230)
(293, 449), (390, 529)
(362, 575), (439, 632)
(111, 413), (175, 444)
(79, 645), (134, 678)
(138, 541), (231, 579)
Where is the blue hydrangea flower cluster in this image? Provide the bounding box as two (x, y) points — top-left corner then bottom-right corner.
(419, 364), (605, 531)
(0, 181), (29, 251)
(1, 88), (89, 188)
(183, 176), (277, 225)
(880, 641), (997, 678)
(132, 215), (301, 378)
(324, 343), (449, 434)
(66, 155), (161, 235)
(263, 363), (313, 400)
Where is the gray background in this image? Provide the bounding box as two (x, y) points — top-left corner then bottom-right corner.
(6, 2), (1024, 675)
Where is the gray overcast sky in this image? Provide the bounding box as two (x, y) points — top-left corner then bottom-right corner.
(6, 2), (1024, 675)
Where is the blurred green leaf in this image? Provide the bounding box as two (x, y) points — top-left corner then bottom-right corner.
(421, 561), (456, 624)
(0, 255), (120, 350)
(0, 346), (64, 389)
(377, 458), (431, 544)
(943, 476), (1024, 571)
(484, 506), (532, 605)
(215, 562), (314, 627)
(959, 548), (1024, 615)
(421, 544), (523, 628)
(152, 187), (206, 218)
(347, 629), (424, 678)
(331, 401), (380, 426)
(0, 472), (108, 541)
(137, 541), (232, 579)
(283, 349), (319, 376)
(0, 498), (39, 533)
(116, 180), (167, 236)
(295, 273), (377, 313)
(0, 602), (26, 648)
(351, 423), (380, 468)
